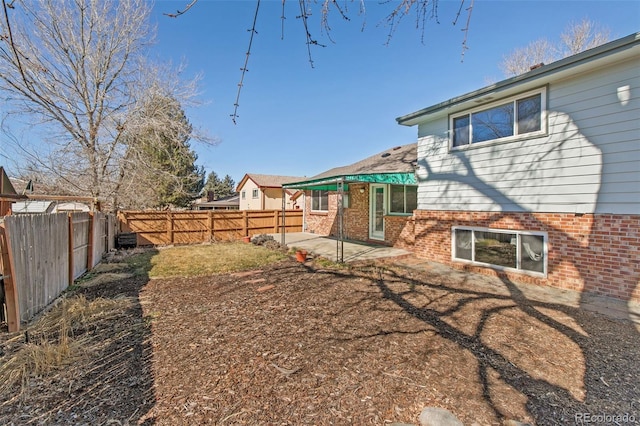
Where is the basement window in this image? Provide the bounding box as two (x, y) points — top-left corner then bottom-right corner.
(452, 227), (546, 275)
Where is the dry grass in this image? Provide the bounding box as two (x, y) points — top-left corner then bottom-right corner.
(0, 295), (133, 396)
(148, 242), (288, 279)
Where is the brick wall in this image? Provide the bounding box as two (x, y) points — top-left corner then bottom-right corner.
(305, 185), (371, 239)
(412, 210), (640, 303)
(304, 184), (414, 248)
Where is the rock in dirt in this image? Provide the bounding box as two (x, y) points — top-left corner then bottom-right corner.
(419, 407), (463, 426)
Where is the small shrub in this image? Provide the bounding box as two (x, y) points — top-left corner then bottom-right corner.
(251, 234), (285, 251)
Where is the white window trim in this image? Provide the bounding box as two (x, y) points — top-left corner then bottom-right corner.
(388, 184), (418, 216)
(311, 190), (329, 212)
(451, 226), (548, 277)
(252, 189), (259, 199)
(241, 191), (246, 200)
(449, 87), (548, 151)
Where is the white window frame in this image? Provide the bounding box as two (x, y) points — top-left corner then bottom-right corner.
(388, 184), (418, 216)
(311, 190), (329, 212)
(451, 226), (548, 277)
(241, 191), (246, 200)
(252, 189), (259, 199)
(449, 87), (547, 150)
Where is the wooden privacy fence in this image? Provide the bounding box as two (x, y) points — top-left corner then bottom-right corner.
(118, 209), (303, 246)
(0, 212), (116, 332)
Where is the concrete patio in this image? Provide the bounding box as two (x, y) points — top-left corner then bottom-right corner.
(268, 232), (411, 263)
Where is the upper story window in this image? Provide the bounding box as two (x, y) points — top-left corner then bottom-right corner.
(241, 191), (246, 200)
(252, 189), (259, 199)
(311, 190), (328, 212)
(389, 185), (417, 215)
(451, 89), (545, 148)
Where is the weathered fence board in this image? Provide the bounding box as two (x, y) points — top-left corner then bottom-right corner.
(118, 210), (303, 246)
(4, 213), (69, 325)
(0, 222), (19, 331)
(90, 212), (108, 269)
(1, 212), (116, 331)
(71, 212), (91, 280)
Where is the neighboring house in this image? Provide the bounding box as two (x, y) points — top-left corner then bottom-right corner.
(236, 174), (304, 211)
(283, 143), (418, 247)
(396, 33), (640, 302)
(0, 167), (25, 216)
(192, 193), (240, 210)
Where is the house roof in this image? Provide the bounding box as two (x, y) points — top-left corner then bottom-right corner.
(283, 143), (417, 190)
(11, 200), (55, 214)
(397, 32), (640, 126)
(195, 194), (240, 208)
(0, 167), (19, 196)
(236, 173), (305, 192)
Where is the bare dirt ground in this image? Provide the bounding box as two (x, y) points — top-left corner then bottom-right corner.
(1, 252), (639, 425)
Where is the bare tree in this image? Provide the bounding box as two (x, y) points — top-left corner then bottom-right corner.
(0, 0), (210, 209)
(499, 38), (557, 77)
(559, 18), (610, 57)
(500, 19), (610, 77)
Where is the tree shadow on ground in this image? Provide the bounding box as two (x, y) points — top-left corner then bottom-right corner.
(336, 262), (640, 424)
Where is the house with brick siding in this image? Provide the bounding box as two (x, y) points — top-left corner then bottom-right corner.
(396, 33), (640, 302)
(236, 174), (304, 211)
(283, 143), (418, 248)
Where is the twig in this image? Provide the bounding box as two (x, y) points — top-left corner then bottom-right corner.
(219, 410), (245, 424)
(231, 0), (261, 124)
(164, 0), (198, 18)
(271, 362), (300, 377)
(457, 0), (474, 62)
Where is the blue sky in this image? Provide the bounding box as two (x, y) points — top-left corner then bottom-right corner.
(151, 0), (639, 185)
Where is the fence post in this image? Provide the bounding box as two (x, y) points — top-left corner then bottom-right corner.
(167, 211), (174, 244)
(208, 211), (214, 242)
(87, 212), (94, 270)
(0, 222), (20, 332)
(68, 213), (74, 286)
(273, 210), (279, 233)
(242, 210), (248, 237)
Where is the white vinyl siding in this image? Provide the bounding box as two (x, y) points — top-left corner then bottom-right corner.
(415, 55), (640, 215)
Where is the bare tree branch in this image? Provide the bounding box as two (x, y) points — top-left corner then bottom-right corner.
(500, 19), (610, 77)
(231, 0), (261, 125)
(0, 0), (210, 210)
(164, 0), (198, 18)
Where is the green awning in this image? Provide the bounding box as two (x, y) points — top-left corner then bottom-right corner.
(283, 173), (416, 191)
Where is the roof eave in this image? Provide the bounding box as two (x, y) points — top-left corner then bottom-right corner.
(396, 32), (640, 126)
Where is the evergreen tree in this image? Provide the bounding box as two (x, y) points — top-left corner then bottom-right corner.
(125, 94), (205, 208)
(203, 172), (236, 199)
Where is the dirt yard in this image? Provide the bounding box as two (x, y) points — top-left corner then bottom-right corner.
(1, 251), (639, 425)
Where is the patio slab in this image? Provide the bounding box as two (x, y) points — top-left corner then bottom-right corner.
(268, 232), (411, 262)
